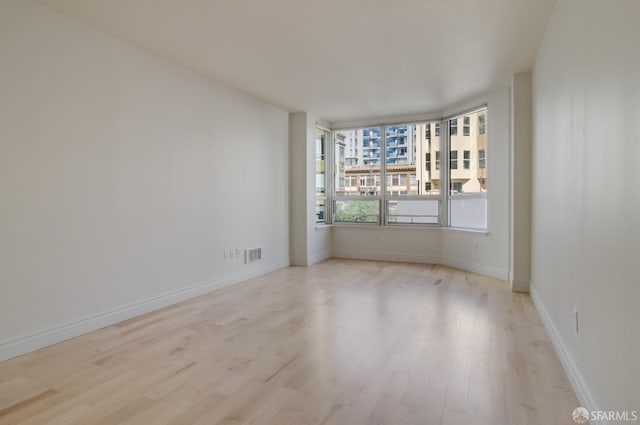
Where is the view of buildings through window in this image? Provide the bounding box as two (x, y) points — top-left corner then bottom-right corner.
(330, 108), (488, 228)
(315, 128), (328, 222)
(448, 110), (487, 228)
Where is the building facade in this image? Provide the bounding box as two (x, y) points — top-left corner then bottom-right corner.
(416, 109), (487, 196)
(335, 109), (487, 197)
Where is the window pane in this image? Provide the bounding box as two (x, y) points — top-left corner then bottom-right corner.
(386, 123), (441, 198)
(334, 128), (381, 197)
(450, 150), (458, 170)
(416, 122), (440, 196)
(316, 128), (328, 223)
(388, 200), (439, 224)
(450, 197), (487, 229)
(385, 125), (412, 195)
(450, 108), (487, 229)
(463, 116), (470, 136)
(315, 199), (325, 222)
(315, 128), (326, 197)
(334, 200), (379, 223)
(385, 125), (409, 164)
(450, 109), (488, 196)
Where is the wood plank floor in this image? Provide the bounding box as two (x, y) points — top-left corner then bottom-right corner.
(0, 259), (579, 425)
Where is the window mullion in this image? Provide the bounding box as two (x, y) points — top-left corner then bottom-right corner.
(327, 130), (333, 224)
(380, 126), (387, 225)
(441, 119), (450, 227)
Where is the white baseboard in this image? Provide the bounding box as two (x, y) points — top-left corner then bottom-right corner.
(510, 279), (530, 292)
(438, 256), (509, 281)
(530, 285), (604, 425)
(332, 249), (508, 281)
(332, 249), (441, 266)
(0, 261), (286, 362)
(308, 251), (331, 265)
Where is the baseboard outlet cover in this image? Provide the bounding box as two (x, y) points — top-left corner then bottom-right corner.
(0, 261), (285, 362)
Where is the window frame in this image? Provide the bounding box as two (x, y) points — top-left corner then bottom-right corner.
(329, 105), (487, 229)
(447, 108), (488, 230)
(449, 118), (458, 136)
(450, 150), (458, 170)
(315, 127), (330, 224)
(332, 127), (383, 225)
(463, 150), (470, 169)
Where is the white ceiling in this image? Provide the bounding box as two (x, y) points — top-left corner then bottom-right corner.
(37, 0), (556, 124)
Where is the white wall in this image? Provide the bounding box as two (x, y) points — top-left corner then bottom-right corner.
(332, 87), (511, 281)
(332, 225), (442, 265)
(510, 72), (533, 292)
(0, 0), (290, 360)
(289, 113), (309, 266)
(289, 112), (332, 266)
(531, 0), (640, 417)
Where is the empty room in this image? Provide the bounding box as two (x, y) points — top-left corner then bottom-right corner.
(0, 0), (638, 424)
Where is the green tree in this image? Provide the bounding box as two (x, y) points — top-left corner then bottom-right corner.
(335, 200), (378, 222)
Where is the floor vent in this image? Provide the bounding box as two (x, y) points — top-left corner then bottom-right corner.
(245, 248), (262, 264)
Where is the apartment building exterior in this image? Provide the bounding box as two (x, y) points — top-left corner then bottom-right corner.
(416, 109), (487, 196)
(334, 109), (487, 198)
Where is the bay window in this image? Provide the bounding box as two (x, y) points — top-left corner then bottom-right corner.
(329, 106), (487, 229)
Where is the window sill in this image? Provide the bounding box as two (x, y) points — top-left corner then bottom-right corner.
(329, 223), (490, 235)
(441, 227), (490, 236)
(329, 223), (380, 229)
(314, 224), (332, 230)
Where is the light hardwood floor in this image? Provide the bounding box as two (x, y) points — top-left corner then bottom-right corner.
(0, 259), (579, 425)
